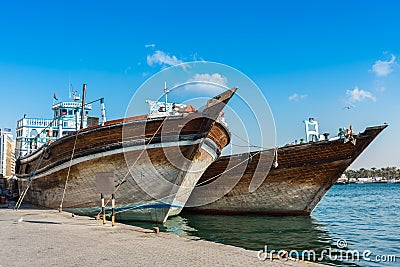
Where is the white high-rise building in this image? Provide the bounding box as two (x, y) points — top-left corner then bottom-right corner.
(0, 128), (15, 178)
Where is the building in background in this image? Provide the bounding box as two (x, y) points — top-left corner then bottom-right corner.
(0, 128), (15, 182)
(0, 128), (16, 199)
(0, 128), (15, 178)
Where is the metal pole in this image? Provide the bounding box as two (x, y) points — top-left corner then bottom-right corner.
(164, 81), (168, 112)
(75, 108), (79, 131)
(100, 98), (107, 125)
(111, 193), (115, 227)
(80, 84), (86, 130)
(57, 117), (63, 138)
(101, 193), (106, 224)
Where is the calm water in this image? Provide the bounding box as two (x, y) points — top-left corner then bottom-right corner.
(126, 183), (400, 266)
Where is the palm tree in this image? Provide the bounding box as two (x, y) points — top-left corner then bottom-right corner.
(371, 167), (377, 177)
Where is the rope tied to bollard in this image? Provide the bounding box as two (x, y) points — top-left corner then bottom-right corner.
(95, 116), (169, 221)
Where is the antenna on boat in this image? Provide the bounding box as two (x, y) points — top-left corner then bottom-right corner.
(68, 80), (71, 99)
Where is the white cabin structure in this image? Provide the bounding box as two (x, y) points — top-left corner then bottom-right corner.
(15, 101), (93, 158)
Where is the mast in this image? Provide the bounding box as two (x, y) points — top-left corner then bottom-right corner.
(80, 84), (86, 130)
(164, 81), (169, 112)
(100, 98), (107, 125)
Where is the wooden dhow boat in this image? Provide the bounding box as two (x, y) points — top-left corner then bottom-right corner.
(186, 124), (387, 216)
(15, 85), (236, 223)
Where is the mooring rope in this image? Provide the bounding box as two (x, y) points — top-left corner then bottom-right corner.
(196, 150), (263, 186)
(59, 131), (80, 212)
(230, 131), (269, 150)
(112, 128), (279, 216)
(230, 131), (279, 168)
(114, 149), (265, 215)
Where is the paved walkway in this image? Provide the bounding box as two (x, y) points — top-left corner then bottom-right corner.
(0, 205), (326, 267)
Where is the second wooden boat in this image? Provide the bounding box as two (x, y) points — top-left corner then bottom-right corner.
(186, 125), (387, 215)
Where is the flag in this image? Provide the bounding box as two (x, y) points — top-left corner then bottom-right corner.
(54, 92), (58, 100)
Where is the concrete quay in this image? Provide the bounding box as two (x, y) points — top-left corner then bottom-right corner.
(0, 205), (326, 267)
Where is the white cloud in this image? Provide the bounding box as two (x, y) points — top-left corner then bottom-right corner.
(192, 73), (228, 87)
(346, 86), (376, 103)
(181, 73), (228, 95)
(288, 93), (307, 102)
(145, 44), (156, 48)
(147, 50), (183, 67)
(371, 54), (396, 77)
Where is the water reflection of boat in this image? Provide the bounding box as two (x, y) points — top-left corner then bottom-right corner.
(181, 214), (333, 252)
(124, 213), (333, 255)
(158, 216), (200, 239)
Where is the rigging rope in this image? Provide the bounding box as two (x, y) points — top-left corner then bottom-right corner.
(22, 118), (57, 149)
(58, 131), (80, 212)
(14, 141), (50, 210)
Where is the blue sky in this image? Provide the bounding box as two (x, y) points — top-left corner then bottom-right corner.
(0, 1), (399, 168)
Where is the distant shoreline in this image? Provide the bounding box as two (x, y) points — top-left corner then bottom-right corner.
(336, 178), (400, 185)
(338, 167), (400, 184)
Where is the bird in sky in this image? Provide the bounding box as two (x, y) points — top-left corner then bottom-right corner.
(343, 105), (355, 110)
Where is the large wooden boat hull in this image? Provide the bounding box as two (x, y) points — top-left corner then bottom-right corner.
(16, 89), (235, 223)
(186, 125), (387, 215)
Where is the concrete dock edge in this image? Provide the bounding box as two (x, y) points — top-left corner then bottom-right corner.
(0, 205), (327, 267)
